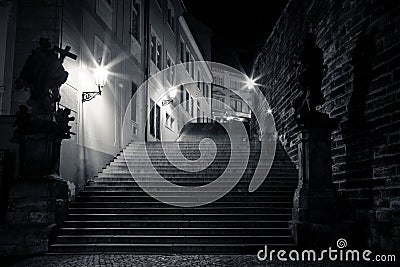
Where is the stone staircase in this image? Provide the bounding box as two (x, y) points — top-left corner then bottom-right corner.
(49, 141), (298, 253)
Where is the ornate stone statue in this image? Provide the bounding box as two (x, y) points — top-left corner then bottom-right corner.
(291, 33), (340, 247)
(13, 37), (77, 140)
(293, 33), (325, 117)
(12, 37), (77, 174)
(55, 107), (75, 139)
(16, 37), (73, 115)
(6, 38), (77, 255)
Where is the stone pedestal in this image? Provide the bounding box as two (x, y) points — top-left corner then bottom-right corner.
(1, 176), (68, 255)
(291, 111), (342, 247)
(0, 126), (68, 255)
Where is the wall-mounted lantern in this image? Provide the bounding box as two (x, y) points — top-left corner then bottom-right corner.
(162, 99), (173, 106)
(82, 64), (108, 102)
(161, 88), (177, 106)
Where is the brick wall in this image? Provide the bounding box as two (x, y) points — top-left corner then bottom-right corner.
(254, 0), (400, 250)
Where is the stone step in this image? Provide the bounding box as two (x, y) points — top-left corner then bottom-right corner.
(96, 173), (298, 179)
(62, 220), (291, 228)
(58, 227), (292, 236)
(103, 166), (297, 173)
(110, 159), (294, 165)
(55, 235), (293, 245)
(75, 195), (294, 203)
(67, 207), (293, 215)
(48, 243), (294, 253)
(70, 201), (294, 208)
(81, 188), (296, 196)
(120, 154), (282, 160)
(92, 177), (298, 183)
(87, 180), (298, 186)
(67, 213), (292, 221)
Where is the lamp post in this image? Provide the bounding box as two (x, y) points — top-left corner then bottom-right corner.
(82, 64), (108, 102)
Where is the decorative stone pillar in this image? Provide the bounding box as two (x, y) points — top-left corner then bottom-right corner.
(291, 111), (340, 247)
(290, 33), (342, 247)
(4, 120), (70, 255)
(0, 38), (75, 255)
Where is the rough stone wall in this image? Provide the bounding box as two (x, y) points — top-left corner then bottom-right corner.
(254, 0), (400, 250)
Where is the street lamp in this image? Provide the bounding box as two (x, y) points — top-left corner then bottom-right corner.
(162, 88), (177, 106)
(245, 76), (257, 90)
(82, 65), (108, 102)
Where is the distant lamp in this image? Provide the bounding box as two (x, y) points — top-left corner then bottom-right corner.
(82, 65), (108, 102)
(267, 108), (273, 114)
(169, 88), (177, 98)
(245, 76), (257, 90)
(162, 99), (173, 106)
(162, 88), (177, 106)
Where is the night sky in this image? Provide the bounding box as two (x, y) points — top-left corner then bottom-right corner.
(184, 0), (289, 75)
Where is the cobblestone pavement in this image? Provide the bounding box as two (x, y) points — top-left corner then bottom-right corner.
(1, 254), (398, 267)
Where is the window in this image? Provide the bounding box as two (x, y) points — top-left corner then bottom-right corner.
(185, 90), (189, 111)
(150, 99), (155, 136)
(166, 113), (170, 127)
(151, 33), (162, 69)
(96, 0), (113, 29)
(191, 96), (194, 117)
(230, 99), (242, 112)
(180, 85), (184, 103)
(167, 2), (175, 32)
(156, 104), (161, 140)
(214, 96), (224, 109)
(230, 79), (240, 90)
(202, 83), (209, 99)
(180, 40), (185, 62)
(197, 70), (201, 89)
(166, 53), (174, 82)
(151, 35), (156, 63)
(213, 75), (224, 86)
(156, 41), (162, 69)
(130, 0), (140, 41)
(94, 36), (112, 66)
(197, 101), (201, 123)
(185, 49), (190, 73)
(165, 113), (174, 129)
(191, 56), (195, 79)
(131, 82), (138, 122)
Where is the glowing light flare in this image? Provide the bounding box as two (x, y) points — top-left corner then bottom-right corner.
(169, 87), (177, 98)
(245, 76), (259, 90)
(94, 66), (108, 88)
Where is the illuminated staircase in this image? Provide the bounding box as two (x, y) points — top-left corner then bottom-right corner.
(49, 139), (297, 253)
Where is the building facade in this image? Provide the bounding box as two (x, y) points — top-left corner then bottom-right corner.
(0, 0), (212, 193)
(211, 64), (252, 122)
(146, 0), (212, 142)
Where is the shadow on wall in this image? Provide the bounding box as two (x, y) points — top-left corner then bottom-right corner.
(60, 140), (114, 199)
(341, 26), (378, 241)
(344, 26), (377, 182)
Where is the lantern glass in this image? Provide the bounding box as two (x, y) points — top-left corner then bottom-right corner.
(94, 66), (108, 88)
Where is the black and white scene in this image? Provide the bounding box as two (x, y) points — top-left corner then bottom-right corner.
(0, 0), (399, 266)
